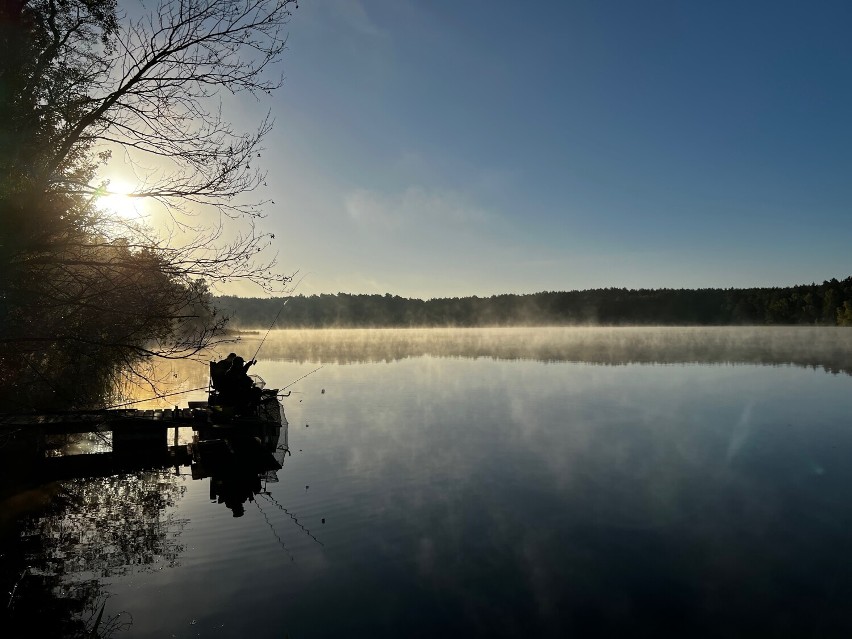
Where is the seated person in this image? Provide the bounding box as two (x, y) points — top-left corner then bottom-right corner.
(219, 355), (261, 409)
(210, 353), (237, 392)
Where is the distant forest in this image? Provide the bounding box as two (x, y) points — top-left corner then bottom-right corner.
(216, 277), (852, 328)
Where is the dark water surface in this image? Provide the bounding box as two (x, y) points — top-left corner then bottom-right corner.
(4, 328), (852, 637)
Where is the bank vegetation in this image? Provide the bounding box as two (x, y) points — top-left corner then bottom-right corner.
(218, 277), (852, 328)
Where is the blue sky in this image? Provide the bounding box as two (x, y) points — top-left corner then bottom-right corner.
(245, 0), (852, 298)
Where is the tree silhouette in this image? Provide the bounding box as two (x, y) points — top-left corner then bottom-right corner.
(0, 0), (299, 409)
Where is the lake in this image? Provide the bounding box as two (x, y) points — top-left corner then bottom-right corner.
(3, 327), (852, 637)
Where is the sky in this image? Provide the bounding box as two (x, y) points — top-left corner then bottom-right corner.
(147, 1), (852, 299)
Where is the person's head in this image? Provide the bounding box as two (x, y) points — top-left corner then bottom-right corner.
(226, 499), (245, 517)
(227, 353), (237, 360)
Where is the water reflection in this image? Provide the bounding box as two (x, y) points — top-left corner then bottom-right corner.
(0, 415), (290, 638)
(113, 327), (852, 411)
(256, 491), (324, 547)
(1, 470), (186, 637)
(231, 326), (852, 373)
(192, 427), (288, 518)
(256, 353), (852, 637)
(6, 328), (852, 637)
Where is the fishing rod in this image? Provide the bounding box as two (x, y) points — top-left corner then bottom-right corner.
(105, 275), (311, 410)
(105, 363), (320, 409)
(106, 385), (209, 409)
(280, 365), (324, 393)
(250, 272), (310, 362)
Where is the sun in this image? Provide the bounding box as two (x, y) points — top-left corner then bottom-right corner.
(97, 180), (144, 219)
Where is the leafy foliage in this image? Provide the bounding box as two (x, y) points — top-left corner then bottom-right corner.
(0, 1), (298, 410)
(217, 277), (852, 328)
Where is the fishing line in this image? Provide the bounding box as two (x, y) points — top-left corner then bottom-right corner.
(105, 273), (311, 409)
(102, 363), (315, 408)
(22, 356), (73, 406)
(259, 492), (324, 546)
(6, 567), (30, 611)
(254, 499), (296, 562)
(251, 271), (310, 362)
(105, 385), (208, 409)
(280, 365), (324, 392)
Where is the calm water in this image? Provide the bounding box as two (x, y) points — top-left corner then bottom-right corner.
(4, 327), (852, 637)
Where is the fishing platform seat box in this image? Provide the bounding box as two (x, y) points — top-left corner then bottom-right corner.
(209, 361), (227, 392)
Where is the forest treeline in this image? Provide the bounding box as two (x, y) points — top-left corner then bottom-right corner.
(217, 277), (852, 329)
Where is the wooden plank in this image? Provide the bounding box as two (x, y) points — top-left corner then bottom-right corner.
(0, 408), (208, 435)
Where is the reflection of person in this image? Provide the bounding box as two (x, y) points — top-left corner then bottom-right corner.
(210, 471), (263, 517)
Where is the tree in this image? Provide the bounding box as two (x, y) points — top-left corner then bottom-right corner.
(0, 0), (299, 410)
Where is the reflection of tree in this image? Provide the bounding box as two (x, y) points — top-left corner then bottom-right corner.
(2, 471), (187, 638)
(227, 326), (852, 376)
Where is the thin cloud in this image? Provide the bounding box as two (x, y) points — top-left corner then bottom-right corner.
(337, 0), (387, 39)
(344, 186), (490, 228)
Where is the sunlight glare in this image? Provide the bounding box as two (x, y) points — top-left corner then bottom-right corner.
(97, 180), (144, 219)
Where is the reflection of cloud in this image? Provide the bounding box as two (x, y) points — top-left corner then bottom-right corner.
(726, 402), (754, 464)
(521, 533), (557, 619)
(249, 339), (852, 632)
(417, 536), (436, 576)
(344, 186), (490, 228)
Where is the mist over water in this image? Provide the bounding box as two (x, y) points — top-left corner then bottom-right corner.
(119, 326), (852, 410)
(7, 327), (852, 637)
(149, 325), (852, 370)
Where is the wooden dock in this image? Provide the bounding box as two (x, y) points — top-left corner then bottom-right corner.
(0, 406), (207, 434)
(0, 406), (210, 459)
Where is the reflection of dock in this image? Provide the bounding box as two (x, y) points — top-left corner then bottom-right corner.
(34, 444), (190, 481)
(1, 406), (203, 456)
